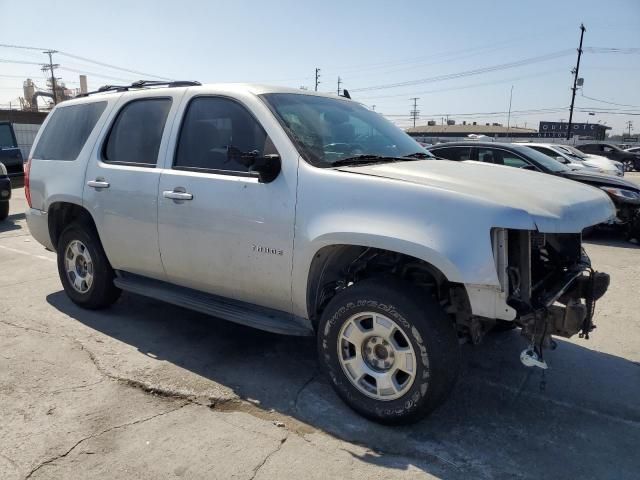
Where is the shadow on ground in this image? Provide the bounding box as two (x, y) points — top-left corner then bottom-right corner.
(584, 228), (639, 250)
(0, 212), (25, 234)
(47, 291), (640, 479)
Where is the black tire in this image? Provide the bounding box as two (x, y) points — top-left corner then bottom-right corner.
(623, 159), (634, 172)
(0, 201), (8, 221)
(317, 277), (460, 425)
(57, 223), (121, 309)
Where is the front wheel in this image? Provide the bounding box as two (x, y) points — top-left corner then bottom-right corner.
(623, 159), (635, 172)
(318, 278), (460, 424)
(57, 223), (121, 309)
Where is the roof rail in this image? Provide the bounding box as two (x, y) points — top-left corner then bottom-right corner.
(77, 79), (201, 97)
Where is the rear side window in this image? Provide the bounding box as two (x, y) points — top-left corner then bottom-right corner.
(431, 146), (472, 161)
(33, 102), (107, 160)
(0, 124), (16, 148)
(103, 98), (172, 167)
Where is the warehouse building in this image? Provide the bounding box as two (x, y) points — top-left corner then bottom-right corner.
(406, 120), (610, 144)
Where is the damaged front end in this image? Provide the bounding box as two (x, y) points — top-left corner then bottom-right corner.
(492, 229), (610, 368)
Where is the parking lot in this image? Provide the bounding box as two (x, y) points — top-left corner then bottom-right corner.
(1, 178), (639, 480)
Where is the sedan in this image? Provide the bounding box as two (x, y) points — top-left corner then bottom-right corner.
(428, 141), (640, 241)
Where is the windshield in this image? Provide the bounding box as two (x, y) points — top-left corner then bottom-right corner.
(557, 144), (588, 159)
(261, 93), (433, 167)
(517, 145), (570, 173)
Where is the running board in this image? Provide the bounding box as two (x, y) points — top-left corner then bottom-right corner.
(113, 272), (313, 337)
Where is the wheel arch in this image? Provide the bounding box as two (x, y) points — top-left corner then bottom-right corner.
(303, 242), (470, 329)
(47, 201), (100, 251)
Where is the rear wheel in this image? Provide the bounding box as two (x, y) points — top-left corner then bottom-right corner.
(57, 223), (121, 309)
(318, 278), (460, 424)
(0, 201), (8, 221)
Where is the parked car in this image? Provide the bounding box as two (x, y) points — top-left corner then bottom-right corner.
(515, 142), (602, 173)
(428, 142), (640, 240)
(26, 82), (613, 424)
(0, 162), (10, 220)
(576, 142), (640, 172)
(0, 122), (24, 177)
(554, 144), (624, 177)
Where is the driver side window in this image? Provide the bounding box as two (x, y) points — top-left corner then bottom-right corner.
(174, 97), (275, 173)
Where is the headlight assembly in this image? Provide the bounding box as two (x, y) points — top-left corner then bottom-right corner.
(600, 186), (640, 204)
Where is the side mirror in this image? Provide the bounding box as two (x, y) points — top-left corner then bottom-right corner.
(227, 146), (281, 183)
(251, 154), (281, 183)
(556, 156), (568, 163)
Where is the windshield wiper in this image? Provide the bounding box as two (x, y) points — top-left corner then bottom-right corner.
(330, 155), (410, 167)
(403, 152), (432, 159)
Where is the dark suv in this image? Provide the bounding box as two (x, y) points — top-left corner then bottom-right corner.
(576, 143), (640, 172)
(428, 141), (640, 240)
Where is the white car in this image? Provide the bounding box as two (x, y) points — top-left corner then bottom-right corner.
(625, 146), (640, 154)
(25, 81), (614, 424)
(516, 143), (594, 172)
(557, 144), (624, 176)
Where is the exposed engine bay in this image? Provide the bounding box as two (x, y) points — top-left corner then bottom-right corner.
(493, 229), (610, 368)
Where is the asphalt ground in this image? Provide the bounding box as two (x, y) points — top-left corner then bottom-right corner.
(1, 175), (639, 479)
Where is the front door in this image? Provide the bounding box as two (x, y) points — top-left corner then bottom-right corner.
(84, 93), (179, 279)
(157, 95), (297, 312)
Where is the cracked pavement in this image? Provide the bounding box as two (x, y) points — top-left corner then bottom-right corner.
(2, 180), (640, 479)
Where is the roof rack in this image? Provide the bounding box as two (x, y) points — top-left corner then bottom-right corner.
(77, 80), (201, 97)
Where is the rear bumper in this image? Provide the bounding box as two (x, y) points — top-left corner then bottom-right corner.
(0, 177), (10, 201)
(26, 208), (54, 251)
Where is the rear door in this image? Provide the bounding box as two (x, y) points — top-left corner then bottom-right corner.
(156, 93), (297, 312)
(84, 91), (183, 279)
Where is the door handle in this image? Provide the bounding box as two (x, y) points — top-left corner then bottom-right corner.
(87, 180), (110, 189)
(163, 190), (193, 201)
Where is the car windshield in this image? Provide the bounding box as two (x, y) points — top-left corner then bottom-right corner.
(261, 93), (434, 167)
(517, 145), (570, 172)
(557, 145), (588, 159)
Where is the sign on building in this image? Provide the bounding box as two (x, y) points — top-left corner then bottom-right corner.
(538, 121), (607, 139)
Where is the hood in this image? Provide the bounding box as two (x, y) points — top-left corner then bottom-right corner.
(337, 160), (616, 233)
(560, 169), (640, 191)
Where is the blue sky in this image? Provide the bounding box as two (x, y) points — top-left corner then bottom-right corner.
(1, 0), (638, 133)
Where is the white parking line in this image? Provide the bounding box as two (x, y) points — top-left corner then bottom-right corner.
(0, 244), (56, 262)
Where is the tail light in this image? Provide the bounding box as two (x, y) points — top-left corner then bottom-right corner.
(24, 157), (32, 208)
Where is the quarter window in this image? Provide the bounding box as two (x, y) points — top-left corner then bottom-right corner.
(33, 102), (107, 161)
(103, 98), (172, 167)
(174, 97), (273, 173)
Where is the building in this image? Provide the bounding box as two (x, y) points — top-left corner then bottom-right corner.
(406, 122), (538, 144)
(406, 119), (611, 144)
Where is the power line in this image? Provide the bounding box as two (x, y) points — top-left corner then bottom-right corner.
(580, 93), (640, 109)
(0, 43), (172, 81)
(0, 58), (42, 65)
(350, 50), (574, 93)
(56, 50), (173, 80)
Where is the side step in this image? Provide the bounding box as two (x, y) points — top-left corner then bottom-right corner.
(113, 272), (313, 337)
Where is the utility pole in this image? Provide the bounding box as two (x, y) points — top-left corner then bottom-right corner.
(627, 120), (633, 137)
(314, 68), (321, 92)
(506, 85), (514, 138)
(337, 76), (342, 96)
(371, 105), (376, 111)
(410, 97), (420, 128)
(43, 49), (59, 105)
(567, 23), (586, 140)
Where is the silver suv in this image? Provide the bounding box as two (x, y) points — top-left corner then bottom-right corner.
(26, 81), (614, 424)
